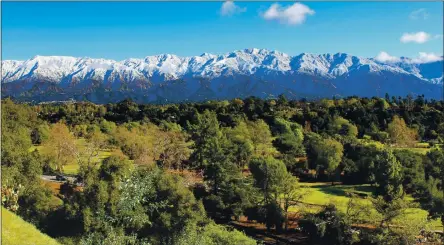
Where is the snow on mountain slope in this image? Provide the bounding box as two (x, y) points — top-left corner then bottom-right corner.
(1, 49), (443, 103)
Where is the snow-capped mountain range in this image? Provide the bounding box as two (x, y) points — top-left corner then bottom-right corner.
(2, 48), (443, 103)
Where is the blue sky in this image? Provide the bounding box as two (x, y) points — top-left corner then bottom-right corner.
(2, 1), (443, 61)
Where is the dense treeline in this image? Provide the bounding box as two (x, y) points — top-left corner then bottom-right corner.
(2, 94), (444, 245)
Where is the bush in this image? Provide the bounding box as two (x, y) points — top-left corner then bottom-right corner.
(299, 205), (359, 245)
(173, 223), (256, 245)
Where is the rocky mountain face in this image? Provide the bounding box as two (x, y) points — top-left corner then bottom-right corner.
(2, 48), (443, 103)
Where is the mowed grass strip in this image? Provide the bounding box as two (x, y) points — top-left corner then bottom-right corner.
(1, 207), (60, 245)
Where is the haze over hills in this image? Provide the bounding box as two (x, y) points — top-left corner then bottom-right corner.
(2, 48), (443, 103)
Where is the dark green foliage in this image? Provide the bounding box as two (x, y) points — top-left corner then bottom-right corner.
(188, 110), (224, 170)
(374, 150), (404, 202)
(299, 205), (358, 245)
(393, 150), (426, 193)
(272, 118), (306, 170)
(342, 144), (381, 185)
(424, 148), (444, 229)
(31, 123), (50, 144)
(3, 95), (444, 244)
(305, 134), (343, 183)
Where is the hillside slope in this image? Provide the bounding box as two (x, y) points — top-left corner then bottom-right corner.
(1, 207), (60, 245)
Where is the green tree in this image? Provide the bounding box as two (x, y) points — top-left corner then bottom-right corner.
(374, 149), (404, 202)
(42, 123), (78, 173)
(328, 116), (358, 138)
(188, 110), (224, 170)
(311, 138), (344, 184)
(425, 148), (444, 229)
(224, 121), (254, 169)
(31, 123), (50, 145)
(249, 156), (291, 231)
(387, 116), (418, 147)
(155, 130), (192, 170)
(279, 174), (306, 231)
(299, 205), (358, 245)
(393, 150), (425, 193)
(247, 119), (276, 157)
(151, 173), (206, 241)
(272, 118), (305, 171)
(173, 222), (256, 245)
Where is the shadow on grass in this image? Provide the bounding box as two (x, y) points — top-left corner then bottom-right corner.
(316, 184), (375, 198)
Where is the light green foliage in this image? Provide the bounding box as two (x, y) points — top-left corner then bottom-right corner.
(371, 196), (411, 228)
(1, 99), (37, 185)
(387, 116), (418, 147)
(246, 119), (277, 157)
(320, 99), (335, 109)
(272, 118), (304, 142)
(279, 174), (307, 230)
(224, 121), (254, 168)
(72, 124), (89, 137)
(41, 122), (78, 173)
(272, 118), (305, 159)
(155, 130), (193, 170)
(112, 123), (156, 160)
(80, 228), (144, 245)
(159, 120), (183, 132)
(311, 137), (344, 182)
(1, 100), (55, 227)
(369, 197), (428, 245)
(99, 120), (117, 134)
(329, 116), (358, 138)
(174, 223), (256, 245)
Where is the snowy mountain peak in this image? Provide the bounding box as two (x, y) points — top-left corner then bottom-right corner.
(1, 49), (443, 103)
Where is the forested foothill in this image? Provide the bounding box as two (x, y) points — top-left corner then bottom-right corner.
(2, 93), (444, 245)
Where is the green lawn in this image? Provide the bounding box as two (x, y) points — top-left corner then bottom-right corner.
(1, 207), (60, 245)
(358, 139), (435, 155)
(397, 147), (431, 155)
(290, 182), (442, 229)
(64, 138), (114, 175)
(30, 138), (115, 175)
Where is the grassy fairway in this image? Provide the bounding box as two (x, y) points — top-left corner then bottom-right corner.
(63, 138), (115, 175)
(30, 138), (115, 175)
(290, 182), (442, 229)
(1, 207), (60, 245)
(396, 147), (430, 155)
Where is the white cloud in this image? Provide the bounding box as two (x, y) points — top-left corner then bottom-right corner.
(375, 51), (443, 64)
(220, 1), (246, 16)
(375, 51), (400, 63)
(409, 8), (429, 20)
(262, 2), (315, 25)
(400, 32), (431, 43)
(412, 52), (442, 63)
